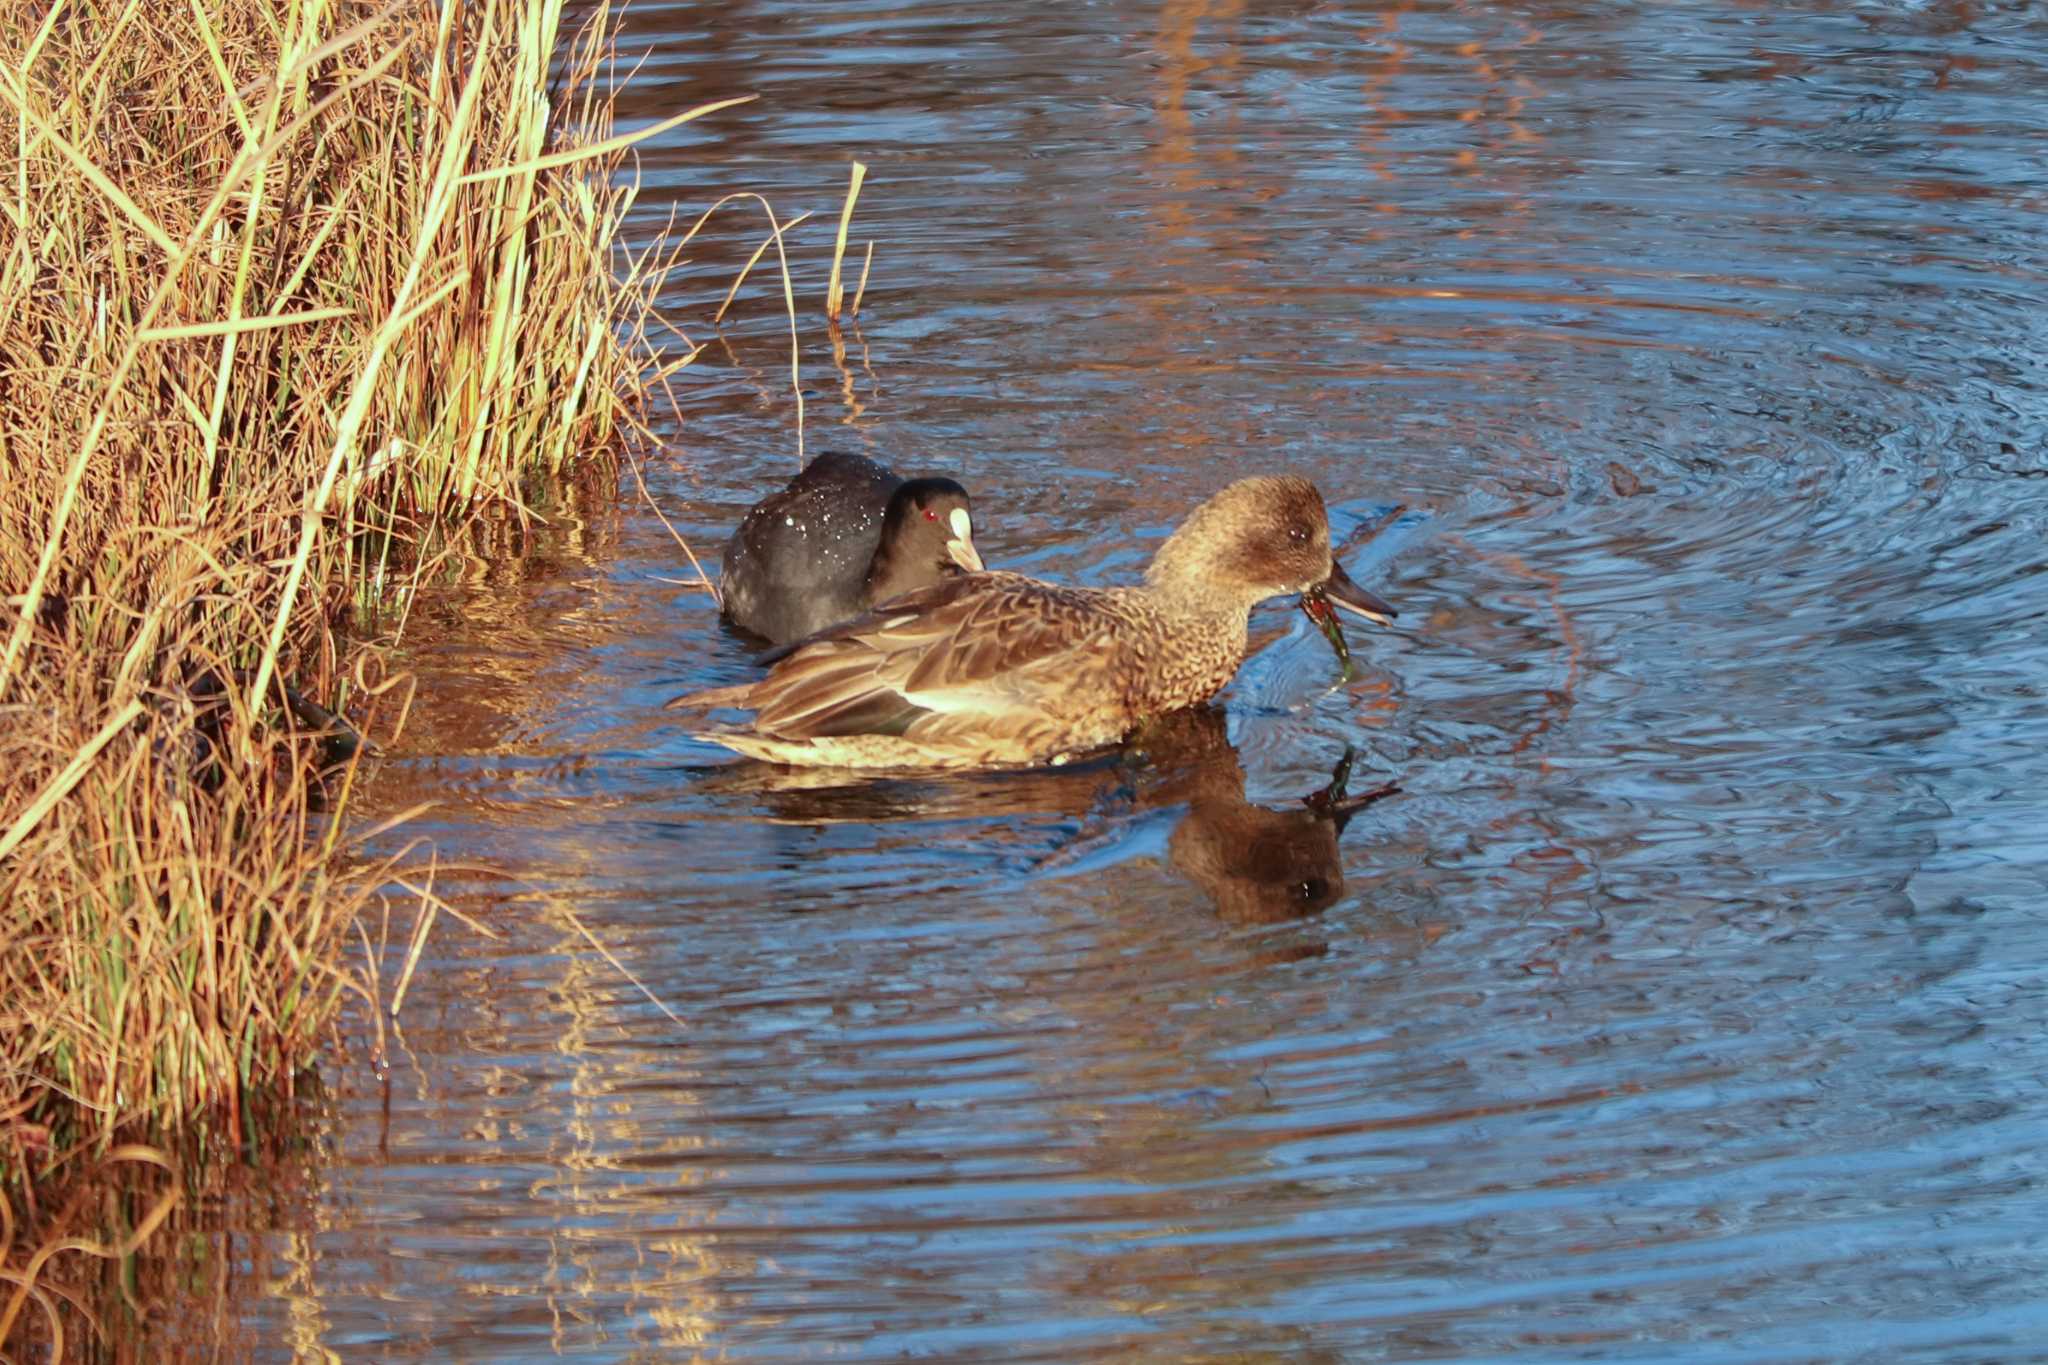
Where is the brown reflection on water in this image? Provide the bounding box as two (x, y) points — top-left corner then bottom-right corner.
(691, 705), (1397, 927)
(14, 1090), (334, 1364)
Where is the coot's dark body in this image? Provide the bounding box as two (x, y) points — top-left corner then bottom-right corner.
(719, 450), (980, 645)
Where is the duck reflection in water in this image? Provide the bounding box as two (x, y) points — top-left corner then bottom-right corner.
(1168, 740), (1392, 923)
(692, 707), (1396, 925)
(1130, 709), (1397, 924)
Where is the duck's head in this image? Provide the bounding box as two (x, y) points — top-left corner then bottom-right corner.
(1147, 475), (1397, 663)
(869, 477), (983, 596)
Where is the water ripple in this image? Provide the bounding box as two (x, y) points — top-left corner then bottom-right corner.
(197, 0), (2048, 1359)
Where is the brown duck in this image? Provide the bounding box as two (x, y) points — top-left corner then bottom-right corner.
(665, 475), (1397, 770)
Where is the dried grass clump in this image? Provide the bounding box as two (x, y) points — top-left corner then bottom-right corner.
(0, 0), (696, 1231)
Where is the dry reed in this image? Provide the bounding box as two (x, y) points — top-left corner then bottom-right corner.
(0, 0), (710, 1343)
(825, 159), (867, 321)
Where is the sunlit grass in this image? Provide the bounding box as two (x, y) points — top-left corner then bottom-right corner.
(0, 0), (722, 1338)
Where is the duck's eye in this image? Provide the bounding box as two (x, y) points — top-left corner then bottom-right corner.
(924, 508), (939, 522)
(1288, 526), (1309, 544)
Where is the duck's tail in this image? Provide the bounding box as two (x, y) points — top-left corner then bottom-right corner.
(662, 682), (756, 712)
(685, 730), (992, 768)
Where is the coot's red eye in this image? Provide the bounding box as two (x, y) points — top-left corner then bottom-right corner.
(924, 508), (938, 521)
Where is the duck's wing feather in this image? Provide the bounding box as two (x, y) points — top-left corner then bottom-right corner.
(743, 572), (1124, 740)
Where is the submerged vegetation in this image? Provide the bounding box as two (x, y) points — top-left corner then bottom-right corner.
(0, 0), (712, 1342)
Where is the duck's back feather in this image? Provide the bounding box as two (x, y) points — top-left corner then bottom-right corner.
(702, 573), (1135, 746)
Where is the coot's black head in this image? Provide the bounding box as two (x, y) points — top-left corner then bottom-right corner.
(867, 477), (982, 602)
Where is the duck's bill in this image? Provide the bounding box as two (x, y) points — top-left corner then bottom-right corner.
(1322, 559), (1398, 625)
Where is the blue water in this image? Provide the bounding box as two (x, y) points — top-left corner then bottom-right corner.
(213, 2), (2048, 1359)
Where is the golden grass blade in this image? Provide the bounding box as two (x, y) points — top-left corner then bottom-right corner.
(274, 196), (349, 300)
(190, 0), (254, 141)
(344, 801), (438, 849)
(382, 270), (469, 339)
(556, 901), (688, 1029)
(0, 65), (179, 257)
(388, 859), (439, 1017)
(624, 445), (720, 607)
(852, 239), (875, 317)
(0, 701), (144, 862)
(384, 871), (500, 939)
(9, 0), (84, 285)
(53, 0), (148, 135)
(456, 93), (757, 185)
(825, 160), (866, 321)
(713, 209), (812, 323)
(216, 29), (416, 227)
(683, 191), (807, 463)
(14, 0), (72, 87)
(137, 307), (356, 342)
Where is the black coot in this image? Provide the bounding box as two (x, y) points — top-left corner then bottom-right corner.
(719, 450), (983, 645)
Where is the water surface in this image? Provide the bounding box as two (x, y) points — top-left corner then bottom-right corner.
(226, 2), (2048, 1359)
